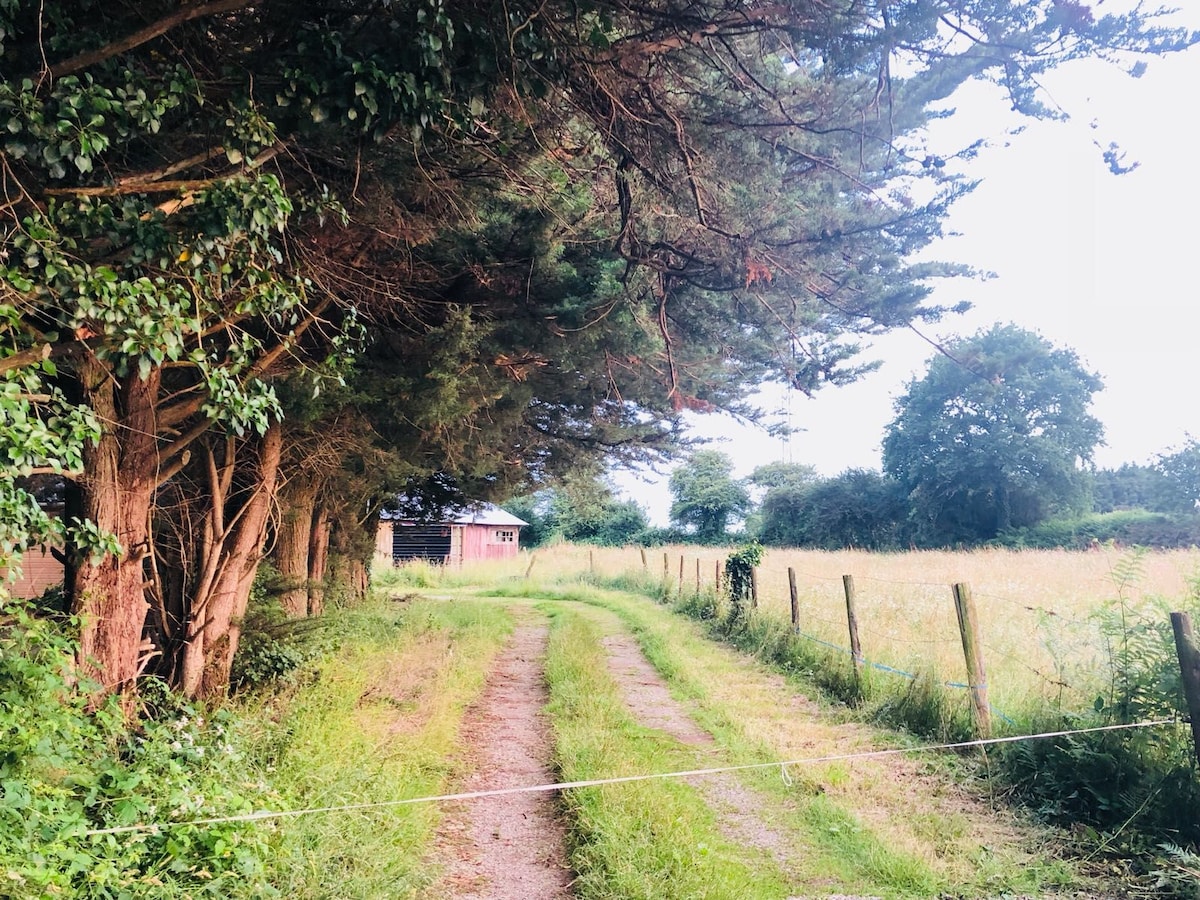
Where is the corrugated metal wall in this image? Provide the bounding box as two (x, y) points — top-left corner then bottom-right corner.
(391, 524), (453, 562)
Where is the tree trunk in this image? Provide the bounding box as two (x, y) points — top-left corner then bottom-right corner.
(307, 499), (330, 615)
(996, 480), (1012, 534)
(180, 424), (283, 699)
(274, 476), (318, 617)
(349, 556), (368, 602)
(72, 365), (161, 695)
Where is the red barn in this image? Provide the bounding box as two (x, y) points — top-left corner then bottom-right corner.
(376, 502), (528, 566)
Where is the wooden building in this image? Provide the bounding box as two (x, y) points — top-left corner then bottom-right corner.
(5, 544), (64, 599)
(375, 502), (528, 566)
(4, 498), (65, 600)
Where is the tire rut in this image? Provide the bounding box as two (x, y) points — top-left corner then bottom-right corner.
(430, 620), (573, 899)
(601, 631), (804, 879)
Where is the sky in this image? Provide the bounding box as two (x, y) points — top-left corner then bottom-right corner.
(614, 20), (1200, 525)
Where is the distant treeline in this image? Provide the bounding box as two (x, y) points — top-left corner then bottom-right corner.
(506, 459), (1200, 552)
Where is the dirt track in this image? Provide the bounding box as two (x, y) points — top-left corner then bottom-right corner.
(430, 620), (573, 899)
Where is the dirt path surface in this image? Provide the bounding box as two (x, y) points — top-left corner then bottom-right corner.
(602, 631), (806, 878)
(431, 620), (573, 899)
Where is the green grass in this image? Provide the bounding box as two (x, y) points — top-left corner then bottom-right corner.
(240, 596), (513, 898)
(514, 580), (1087, 897)
(542, 603), (794, 899)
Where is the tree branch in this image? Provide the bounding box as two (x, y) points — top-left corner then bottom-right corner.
(47, 0), (255, 80)
(0, 342), (51, 375)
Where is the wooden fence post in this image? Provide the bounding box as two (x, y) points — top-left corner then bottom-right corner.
(788, 567), (799, 631)
(589, 549), (595, 574)
(663, 552), (669, 582)
(640, 547), (647, 570)
(1170, 611), (1200, 768)
(843, 574), (863, 673)
(715, 560), (722, 593)
(524, 553), (537, 579)
(695, 558), (701, 595)
(678, 555), (685, 595)
(952, 582), (991, 739)
(750, 567), (759, 609)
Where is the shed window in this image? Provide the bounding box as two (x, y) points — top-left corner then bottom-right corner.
(495, 529), (515, 543)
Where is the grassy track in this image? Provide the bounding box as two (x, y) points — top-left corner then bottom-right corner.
(542, 602), (794, 899)
(497, 581), (1082, 897)
(241, 598), (513, 898)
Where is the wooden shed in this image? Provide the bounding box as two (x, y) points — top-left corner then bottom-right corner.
(3, 499), (65, 600)
(376, 502), (528, 566)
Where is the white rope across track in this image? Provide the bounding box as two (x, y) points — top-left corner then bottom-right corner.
(83, 719), (1178, 838)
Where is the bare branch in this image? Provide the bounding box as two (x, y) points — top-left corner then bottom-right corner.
(46, 0), (255, 80)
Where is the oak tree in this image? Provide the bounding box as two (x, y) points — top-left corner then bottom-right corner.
(883, 324), (1104, 543)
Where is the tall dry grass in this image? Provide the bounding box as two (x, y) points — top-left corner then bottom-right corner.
(513, 543), (1200, 719)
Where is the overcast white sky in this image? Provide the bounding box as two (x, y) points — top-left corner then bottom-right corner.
(615, 22), (1200, 524)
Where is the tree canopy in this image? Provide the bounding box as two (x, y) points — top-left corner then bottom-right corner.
(882, 323), (1104, 543)
(1, 0), (1194, 696)
(669, 450), (751, 542)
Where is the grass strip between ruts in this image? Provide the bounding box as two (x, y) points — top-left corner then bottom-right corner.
(541, 601), (794, 899)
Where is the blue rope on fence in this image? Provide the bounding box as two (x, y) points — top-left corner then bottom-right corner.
(789, 627), (1016, 724)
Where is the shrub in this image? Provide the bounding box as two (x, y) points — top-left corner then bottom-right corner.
(997, 510), (1200, 549)
(0, 601), (278, 898)
(723, 542), (764, 612)
(231, 563), (340, 691)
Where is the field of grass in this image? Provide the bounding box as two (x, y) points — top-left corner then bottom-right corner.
(496, 543), (1200, 721)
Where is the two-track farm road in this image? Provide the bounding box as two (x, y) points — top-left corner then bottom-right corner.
(430, 618), (573, 899)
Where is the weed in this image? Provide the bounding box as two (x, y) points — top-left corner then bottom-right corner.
(0, 601), (278, 899)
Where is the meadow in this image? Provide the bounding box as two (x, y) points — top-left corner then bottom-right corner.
(434, 543), (1200, 724)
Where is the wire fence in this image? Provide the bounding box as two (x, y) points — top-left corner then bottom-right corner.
(599, 544), (1200, 732)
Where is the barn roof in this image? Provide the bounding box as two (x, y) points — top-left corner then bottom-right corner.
(381, 501), (528, 527)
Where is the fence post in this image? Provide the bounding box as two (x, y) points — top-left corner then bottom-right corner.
(1170, 611), (1200, 768)
(750, 567), (759, 609)
(663, 552), (669, 583)
(843, 574), (863, 673)
(589, 550), (595, 574)
(695, 558), (701, 595)
(715, 560), (722, 593)
(640, 547), (647, 570)
(678, 555), (685, 595)
(788, 567), (799, 631)
(952, 582), (991, 739)
(524, 553), (537, 579)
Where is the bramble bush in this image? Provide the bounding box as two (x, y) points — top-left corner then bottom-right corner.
(0, 600), (280, 898)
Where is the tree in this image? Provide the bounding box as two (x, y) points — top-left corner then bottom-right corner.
(1, 1), (1192, 698)
(669, 450), (751, 543)
(748, 462), (820, 492)
(505, 470), (650, 547)
(1091, 463), (1175, 514)
(1154, 437), (1200, 513)
(883, 324), (1104, 544)
(758, 469), (910, 549)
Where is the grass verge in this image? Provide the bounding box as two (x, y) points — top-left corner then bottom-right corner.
(240, 596), (513, 898)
